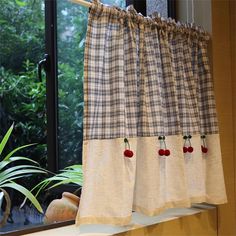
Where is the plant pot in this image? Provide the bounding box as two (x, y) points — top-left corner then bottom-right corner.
(0, 189), (11, 227)
(43, 192), (80, 224)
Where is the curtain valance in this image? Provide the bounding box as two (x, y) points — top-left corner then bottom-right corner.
(89, 2), (210, 41)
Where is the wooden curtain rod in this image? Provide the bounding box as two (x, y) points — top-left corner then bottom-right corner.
(70, 0), (92, 8)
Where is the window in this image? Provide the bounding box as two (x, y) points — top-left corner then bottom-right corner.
(50, 0), (176, 170)
(0, 0), (175, 234)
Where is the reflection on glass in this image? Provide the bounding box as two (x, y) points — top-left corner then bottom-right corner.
(57, 0), (125, 169)
(147, 0), (168, 17)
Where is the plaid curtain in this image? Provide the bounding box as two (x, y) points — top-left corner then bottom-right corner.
(77, 1), (227, 226)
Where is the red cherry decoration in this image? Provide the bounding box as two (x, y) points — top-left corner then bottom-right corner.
(201, 146), (208, 153)
(129, 150), (134, 157)
(158, 149), (165, 156)
(183, 146), (188, 153)
(123, 138), (134, 158)
(124, 149), (130, 157)
(187, 146), (194, 153)
(165, 149), (170, 156)
(124, 149), (134, 158)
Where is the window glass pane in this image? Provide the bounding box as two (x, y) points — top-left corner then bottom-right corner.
(0, 0), (46, 232)
(147, 0), (168, 17)
(57, 0), (125, 169)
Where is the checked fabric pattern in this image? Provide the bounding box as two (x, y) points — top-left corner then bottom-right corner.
(83, 2), (218, 140)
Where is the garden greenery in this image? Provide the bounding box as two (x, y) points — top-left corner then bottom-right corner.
(0, 124), (46, 226)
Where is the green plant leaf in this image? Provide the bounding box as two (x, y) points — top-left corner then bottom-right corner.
(0, 174), (35, 186)
(32, 164), (83, 197)
(65, 164), (83, 171)
(0, 156), (39, 170)
(33, 180), (51, 197)
(15, 0), (27, 7)
(0, 19), (7, 24)
(0, 161), (9, 170)
(3, 143), (37, 161)
(0, 123), (14, 156)
(61, 170), (83, 175)
(48, 178), (83, 189)
(0, 165), (46, 184)
(9, 156), (39, 165)
(0, 168), (46, 185)
(21, 180), (51, 208)
(0, 164), (45, 178)
(1, 183), (43, 213)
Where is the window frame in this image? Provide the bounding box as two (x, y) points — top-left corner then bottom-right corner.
(45, 0), (59, 172)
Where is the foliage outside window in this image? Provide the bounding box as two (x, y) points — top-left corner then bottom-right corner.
(0, 1), (47, 231)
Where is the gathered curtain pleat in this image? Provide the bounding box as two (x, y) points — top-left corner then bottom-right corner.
(77, 1), (227, 226)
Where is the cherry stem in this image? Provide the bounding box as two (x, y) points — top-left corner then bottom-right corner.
(124, 138), (130, 149)
(203, 138), (206, 147)
(188, 138), (192, 147)
(163, 140), (167, 149)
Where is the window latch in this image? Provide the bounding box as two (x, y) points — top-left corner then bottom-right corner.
(38, 54), (50, 82)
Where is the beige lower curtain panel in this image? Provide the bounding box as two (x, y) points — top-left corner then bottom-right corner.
(76, 0), (227, 226)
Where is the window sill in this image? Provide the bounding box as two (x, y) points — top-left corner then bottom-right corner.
(24, 204), (217, 236)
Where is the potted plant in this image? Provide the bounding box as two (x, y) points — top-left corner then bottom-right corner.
(34, 164), (83, 223)
(17, 143), (83, 224)
(0, 124), (46, 227)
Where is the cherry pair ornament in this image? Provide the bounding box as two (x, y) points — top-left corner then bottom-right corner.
(158, 136), (170, 156)
(183, 135), (208, 154)
(183, 135), (194, 153)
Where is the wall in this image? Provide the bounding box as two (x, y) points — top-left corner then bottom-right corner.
(230, 0), (236, 231)
(211, 0), (236, 235)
